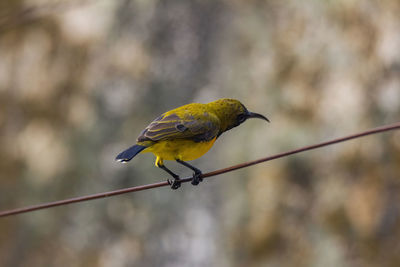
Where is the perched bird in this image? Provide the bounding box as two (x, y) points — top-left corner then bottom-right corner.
(116, 98), (269, 189)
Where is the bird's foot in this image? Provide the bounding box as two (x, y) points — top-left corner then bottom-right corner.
(191, 170), (203, 186)
(168, 178), (181, 190)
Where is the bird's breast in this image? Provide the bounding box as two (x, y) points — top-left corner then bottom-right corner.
(144, 138), (217, 161)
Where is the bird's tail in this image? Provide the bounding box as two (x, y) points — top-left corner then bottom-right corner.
(115, 144), (147, 163)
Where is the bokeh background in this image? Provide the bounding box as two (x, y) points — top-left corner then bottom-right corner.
(1, 0), (400, 266)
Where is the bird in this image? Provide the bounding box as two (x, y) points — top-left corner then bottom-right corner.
(115, 98), (269, 189)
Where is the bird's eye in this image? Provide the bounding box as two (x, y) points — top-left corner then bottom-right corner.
(237, 114), (246, 123)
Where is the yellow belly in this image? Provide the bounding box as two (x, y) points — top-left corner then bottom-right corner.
(144, 138), (216, 165)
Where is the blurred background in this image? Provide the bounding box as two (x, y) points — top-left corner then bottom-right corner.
(1, 0), (400, 266)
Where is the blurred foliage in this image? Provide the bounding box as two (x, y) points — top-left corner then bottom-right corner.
(1, 0), (400, 266)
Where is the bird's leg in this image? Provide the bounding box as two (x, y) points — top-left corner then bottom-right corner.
(157, 163), (181, 189)
(176, 159), (203, 186)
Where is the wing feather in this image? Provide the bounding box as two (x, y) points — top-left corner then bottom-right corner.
(137, 111), (220, 143)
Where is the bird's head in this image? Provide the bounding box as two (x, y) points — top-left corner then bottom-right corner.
(208, 98), (269, 135)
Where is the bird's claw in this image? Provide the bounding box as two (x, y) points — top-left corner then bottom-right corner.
(191, 171), (203, 186)
(168, 178), (181, 190)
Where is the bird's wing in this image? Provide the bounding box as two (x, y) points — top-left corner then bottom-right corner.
(137, 111), (220, 143)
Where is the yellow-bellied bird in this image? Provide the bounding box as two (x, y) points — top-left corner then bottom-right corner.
(116, 98), (269, 189)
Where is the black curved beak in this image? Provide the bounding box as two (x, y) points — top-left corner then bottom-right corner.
(247, 111), (270, 122)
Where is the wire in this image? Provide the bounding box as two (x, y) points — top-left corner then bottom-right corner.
(1, 121), (400, 218)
